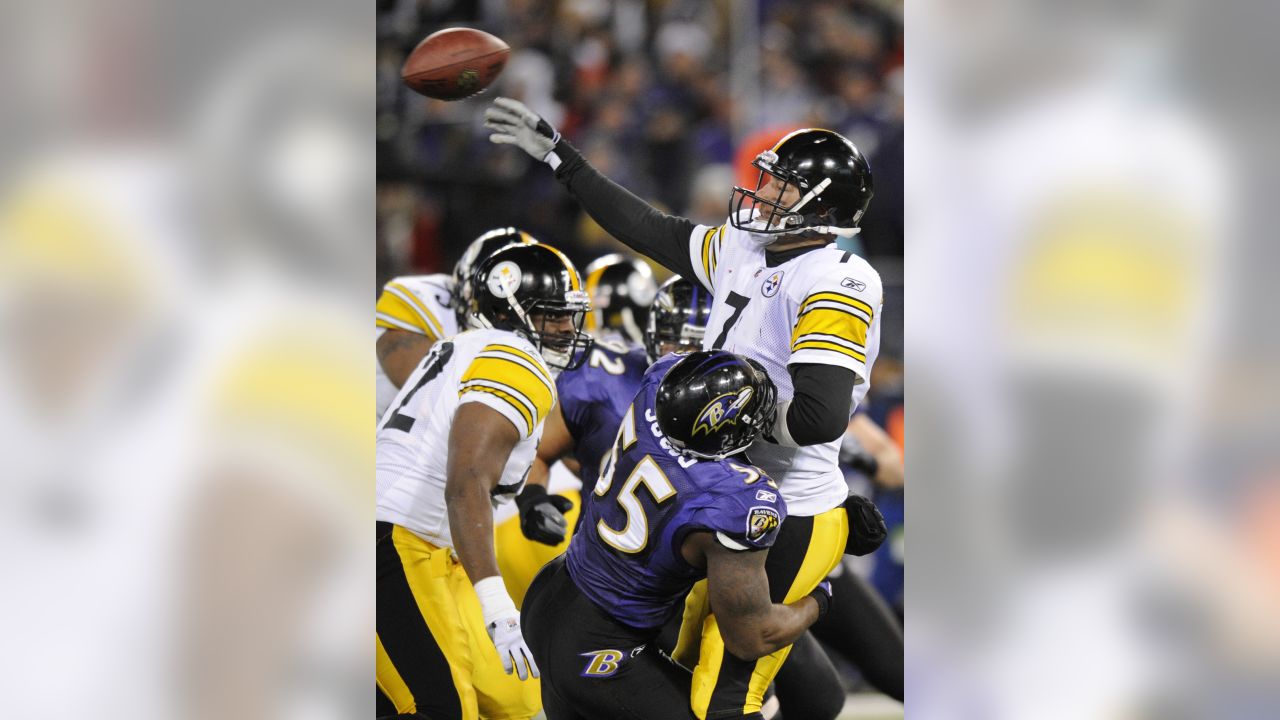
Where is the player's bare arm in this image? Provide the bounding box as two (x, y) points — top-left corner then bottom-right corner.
(527, 400), (576, 488)
(375, 328), (435, 388)
(849, 413), (904, 489)
(684, 531), (821, 661)
(445, 401), (522, 583)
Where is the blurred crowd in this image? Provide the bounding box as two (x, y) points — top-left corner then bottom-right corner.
(375, 0), (903, 277)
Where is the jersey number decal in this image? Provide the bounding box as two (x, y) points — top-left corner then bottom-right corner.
(711, 292), (751, 349)
(384, 341), (454, 432)
(589, 349), (627, 375)
(596, 455), (676, 554)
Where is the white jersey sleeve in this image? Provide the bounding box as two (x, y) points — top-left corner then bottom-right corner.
(375, 274), (457, 341)
(788, 256), (883, 383)
(456, 340), (558, 440)
(686, 223), (728, 292)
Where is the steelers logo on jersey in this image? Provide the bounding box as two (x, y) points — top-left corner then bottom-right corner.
(692, 387), (754, 436)
(746, 506), (781, 543)
(761, 270), (785, 297)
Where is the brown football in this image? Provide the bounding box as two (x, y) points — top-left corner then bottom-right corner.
(401, 28), (510, 101)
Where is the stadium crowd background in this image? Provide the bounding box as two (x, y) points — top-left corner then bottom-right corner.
(376, 0), (906, 620)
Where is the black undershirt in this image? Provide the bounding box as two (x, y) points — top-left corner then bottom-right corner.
(553, 140), (856, 446)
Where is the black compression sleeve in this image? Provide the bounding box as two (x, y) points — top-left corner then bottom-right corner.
(786, 364), (857, 445)
(552, 141), (698, 281)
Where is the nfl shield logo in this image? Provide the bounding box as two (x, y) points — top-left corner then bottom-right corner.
(761, 270), (784, 297)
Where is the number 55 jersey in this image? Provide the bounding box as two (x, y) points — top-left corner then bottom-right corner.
(565, 353), (787, 631)
(376, 328), (558, 549)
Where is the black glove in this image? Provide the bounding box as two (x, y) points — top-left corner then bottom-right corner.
(845, 451), (879, 478)
(808, 579), (834, 620)
(843, 493), (888, 556)
(515, 484), (573, 546)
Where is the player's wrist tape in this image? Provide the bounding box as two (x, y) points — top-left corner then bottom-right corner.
(474, 576), (518, 627)
(768, 399), (799, 447)
(808, 583), (833, 620)
(543, 149), (562, 170)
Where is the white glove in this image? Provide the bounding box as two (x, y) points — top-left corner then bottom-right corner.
(484, 97), (561, 164)
(487, 614), (540, 680)
(475, 576), (540, 680)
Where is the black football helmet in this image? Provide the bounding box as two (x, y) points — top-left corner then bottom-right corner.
(452, 227), (536, 328)
(656, 351), (777, 460)
(583, 254), (658, 345)
(471, 243), (593, 371)
(729, 128), (873, 239)
(644, 275), (714, 362)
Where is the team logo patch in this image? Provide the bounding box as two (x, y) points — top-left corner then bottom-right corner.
(841, 277), (866, 292)
(487, 261), (523, 298)
(580, 649), (625, 678)
(692, 387), (755, 436)
(755, 489), (777, 502)
(746, 506), (781, 543)
(761, 270), (785, 297)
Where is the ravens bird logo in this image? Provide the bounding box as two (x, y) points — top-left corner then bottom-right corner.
(692, 387), (754, 436)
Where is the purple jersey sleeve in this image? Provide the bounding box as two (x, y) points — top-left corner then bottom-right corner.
(683, 467), (786, 552)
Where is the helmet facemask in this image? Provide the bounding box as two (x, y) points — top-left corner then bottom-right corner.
(728, 148), (867, 242)
(500, 291), (593, 372)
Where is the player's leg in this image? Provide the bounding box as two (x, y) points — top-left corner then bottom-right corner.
(771, 631), (845, 720)
(809, 562), (904, 701)
(522, 556), (699, 720)
(689, 507), (849, 719)
(376, 522), (478, 720)
(494, 489), (582, 608)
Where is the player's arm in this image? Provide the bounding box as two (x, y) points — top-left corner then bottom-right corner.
(518, 402), (576, 545)
(445, 402), (540, 679)
(773, 364), (858, 446)
(847, 413), (904, 489)
(684, 532), (830, 661)
(376, 329), (435, 387)
(484, 98), (699, 281)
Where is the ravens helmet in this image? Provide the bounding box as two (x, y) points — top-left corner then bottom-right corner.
(471, 243), (593, 371)
(583, 254), (658, 345)
(656, 351), (777, 460)
(729, 128), (873, 240)
(644, 275), (713, 362)
(452, 227), (536, 328)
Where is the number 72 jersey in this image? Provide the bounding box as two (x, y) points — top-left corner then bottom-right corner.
(687, 220), (884, 516)
(376, 328), (558, 549)
(564, 354), (787, 631)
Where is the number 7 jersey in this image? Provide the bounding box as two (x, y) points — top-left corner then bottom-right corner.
(687, 218), (884, 516)
(376, 328), (558, 549)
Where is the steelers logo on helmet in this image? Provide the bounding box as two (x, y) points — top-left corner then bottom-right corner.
(487, 260), (522, 299)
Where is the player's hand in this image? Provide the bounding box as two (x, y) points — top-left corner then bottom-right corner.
(809, 578), (834, 620)
(515, 484), (573, 546)
(843, 493), (888, 556)
(487, 614), (540, 680)
(484, 97), (561, 163)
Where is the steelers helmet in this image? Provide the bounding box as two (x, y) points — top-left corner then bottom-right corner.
(471, 243), (593, 371)
(656, 351), (777, 460)
(644, 275), (713, 362)
(582, 254), (657, 345)
(729, 128), (873, 239)
(452, 227), (536, 329)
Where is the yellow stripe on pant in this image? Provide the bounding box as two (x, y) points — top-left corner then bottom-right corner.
(688, 506), (849, 719)
(382, 525), (542, 720)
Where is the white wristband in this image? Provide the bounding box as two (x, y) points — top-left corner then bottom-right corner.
(543, 149), (562, 170)
(474, 576), (518, 627)
(769, 399), (799, 448)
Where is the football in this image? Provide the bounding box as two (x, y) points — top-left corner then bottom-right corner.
(401, 28), (510, 101)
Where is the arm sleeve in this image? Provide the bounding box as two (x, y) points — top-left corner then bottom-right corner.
(458, 342), (558, 439)
(551, 141), (699, 281)
(786, 363), (857, 446)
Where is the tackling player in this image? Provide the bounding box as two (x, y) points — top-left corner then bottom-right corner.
(486, 98), (885, 717)
(521, 351), (834, 720)
(375, 227), (534, 419)
(376, 243), (591, 720)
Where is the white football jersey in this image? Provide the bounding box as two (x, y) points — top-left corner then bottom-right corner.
(688, 216), (883, 516)
(374, 274), (459, 420)
(376, 328), (557, 549)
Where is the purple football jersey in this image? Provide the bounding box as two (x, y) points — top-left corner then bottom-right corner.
(564, 353), (787, 631)
(556, 339), (650, 494)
